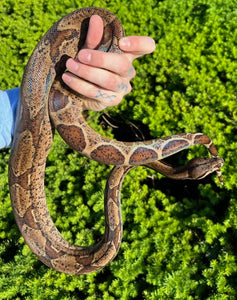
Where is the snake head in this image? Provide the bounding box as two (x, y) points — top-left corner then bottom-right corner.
(186, 157), (224, 183)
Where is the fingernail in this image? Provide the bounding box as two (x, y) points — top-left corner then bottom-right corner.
(78, 50), (92, 63)
(62, 73), (71, 84)
(66, 58), (79, 72)
(119, 38), (131, 48)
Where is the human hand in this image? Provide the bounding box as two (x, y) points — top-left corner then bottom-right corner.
(62, 15), (156, 111)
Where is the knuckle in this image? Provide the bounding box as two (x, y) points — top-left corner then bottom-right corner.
(126, 83), (132, 94)
(130, 68), (136, 79)
(125, 66), (136, 79)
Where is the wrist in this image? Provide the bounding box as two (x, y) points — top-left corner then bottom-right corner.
(0, 88), (19, 149)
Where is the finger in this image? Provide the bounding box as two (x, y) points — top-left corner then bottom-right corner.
(65, 58), (132, 93)
(77, 49), (136, 78)
(62, 73), (123, 110)
(119, 36), (156, 60)
(82, 15), (104, 49)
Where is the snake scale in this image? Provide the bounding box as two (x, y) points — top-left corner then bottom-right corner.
(8, 7), (223, 275)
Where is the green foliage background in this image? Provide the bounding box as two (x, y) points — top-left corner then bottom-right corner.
(0, 0), (237, 299)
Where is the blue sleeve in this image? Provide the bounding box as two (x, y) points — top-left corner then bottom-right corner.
(0, 87), (19, 149)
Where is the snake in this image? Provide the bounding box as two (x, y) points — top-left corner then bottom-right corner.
(8, 7), (224, 275)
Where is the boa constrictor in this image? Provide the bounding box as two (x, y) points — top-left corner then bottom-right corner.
(8, 7), (223, 275)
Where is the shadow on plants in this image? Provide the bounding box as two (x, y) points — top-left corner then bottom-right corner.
(99, 112), (228, 221)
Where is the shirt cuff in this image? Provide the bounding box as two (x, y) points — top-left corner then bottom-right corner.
(0, 88), (19, 149)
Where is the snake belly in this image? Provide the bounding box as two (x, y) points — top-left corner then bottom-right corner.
(8, 7), (223, 275)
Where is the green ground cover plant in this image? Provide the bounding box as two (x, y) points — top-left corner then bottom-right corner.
(0, 0), (236, 299)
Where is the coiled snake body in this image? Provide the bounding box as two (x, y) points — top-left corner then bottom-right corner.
(8, 7), (223, 275)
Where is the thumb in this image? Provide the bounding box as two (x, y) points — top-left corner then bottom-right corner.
(82, 15), (104, 49)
